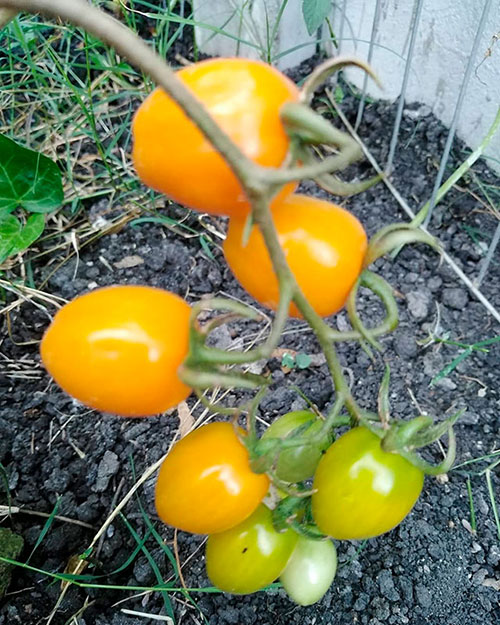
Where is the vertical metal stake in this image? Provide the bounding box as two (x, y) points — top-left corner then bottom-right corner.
(476, 221), (500, 288)
(338, 0), (347, 54)
(423, 0), (493, 227)
(386, 0), (425, 173)
(354, 0), (382, 131)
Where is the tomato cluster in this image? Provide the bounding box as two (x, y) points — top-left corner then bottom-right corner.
(153, 417), (423, 602)
(38, 57), (428, 607)
(39, 285), (424, 599)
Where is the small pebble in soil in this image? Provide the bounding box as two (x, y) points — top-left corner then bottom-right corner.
(92, 450), (120, 492)
(442, 287), (469, 310)
(406, 290), (431, 320)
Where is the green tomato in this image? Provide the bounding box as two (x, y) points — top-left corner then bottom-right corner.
(262, 411), (331, 482)
(205, 503), (298, 594)
(312, 427), (424, 540)
(280, 536), (337, 606)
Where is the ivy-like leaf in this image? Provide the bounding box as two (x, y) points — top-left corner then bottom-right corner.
(281, 352), (296, 369)
(302, 0), (331, 36)
(0, 134), (63, 213)
(0, 212), (45, 263)
(295, 353), (312, 369)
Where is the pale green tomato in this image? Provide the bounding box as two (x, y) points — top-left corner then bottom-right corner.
(280, 537), (337, 605)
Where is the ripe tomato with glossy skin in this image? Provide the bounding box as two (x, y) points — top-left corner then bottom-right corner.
(280, 536), (337, 606)
(132, 58), (299, 218)
(205, 503), (298, 594)
(312, 427), (424, 540)
(40, 285), (191, 417)
(155, 422), (269, 534)
(262, 411), (332, 482)
(224, 194), (368, 318)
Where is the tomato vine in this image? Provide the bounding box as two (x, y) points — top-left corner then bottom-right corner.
(1, 0), (462, 608)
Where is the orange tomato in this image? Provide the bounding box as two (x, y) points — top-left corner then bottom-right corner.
(224, 194), (368, 318)
(40, 285), (192, 417)
(155, 422), (269, 534)
(132, 58), (299, 218)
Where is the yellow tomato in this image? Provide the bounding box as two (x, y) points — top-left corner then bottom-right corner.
(40, 285), (191, 416)
(132, 58), (299, 217)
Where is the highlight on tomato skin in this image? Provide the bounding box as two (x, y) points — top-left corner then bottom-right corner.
(132, 57), (299, 218)
(39, 285), (192, 417)
(223, 193), (368, 318)
(155, 422), (270, 535)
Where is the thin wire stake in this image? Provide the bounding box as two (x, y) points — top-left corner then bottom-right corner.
(476, 220), (500, 287)
(337, 0), (347, 54)
(386, 0), (424, 172)
(423, 0), (493, 226)
(354, 0), (382, 131)
(329, 95), (500, 325)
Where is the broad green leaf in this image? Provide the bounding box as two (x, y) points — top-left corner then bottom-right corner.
(302, 0), (331, 35)
(0, 213), (44, 263)
(0, 134), (63, 213)
(0, 214), (21, 261)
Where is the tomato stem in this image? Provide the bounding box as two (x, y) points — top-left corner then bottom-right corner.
(249, 194), (365, 422)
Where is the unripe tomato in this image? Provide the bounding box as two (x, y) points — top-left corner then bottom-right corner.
(155, 422), (269, 534)
(132, 58), (299, 218)
(205, 503), (297, 594)
(312, 427), (424, 539)
(261, 411), (332, 482)
(280, 537), (337, 605)
(224, 194), (368, 318)
(40, 285), (191, 417)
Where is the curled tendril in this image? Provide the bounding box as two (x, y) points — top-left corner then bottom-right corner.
(296, 145), (383, 197)
(299, 56), (381, 105)
(364, 224), (440, 268)
(331, 270), (398, 355)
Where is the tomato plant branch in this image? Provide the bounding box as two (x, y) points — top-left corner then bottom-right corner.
(250, 195), (364, 422)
